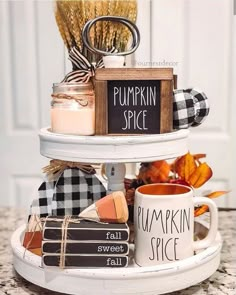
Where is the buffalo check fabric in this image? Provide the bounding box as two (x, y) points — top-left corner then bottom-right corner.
(30, 168), (106, 218)
(30, 178), (55, 217)
(173, 88), (210, 129)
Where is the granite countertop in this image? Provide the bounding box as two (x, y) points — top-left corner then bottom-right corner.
(0, 208), (235, 295)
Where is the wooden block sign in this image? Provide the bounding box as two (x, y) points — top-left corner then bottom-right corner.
(95, 68), (174, 135)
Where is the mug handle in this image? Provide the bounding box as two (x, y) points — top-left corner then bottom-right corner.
(193, 197), (218, 250)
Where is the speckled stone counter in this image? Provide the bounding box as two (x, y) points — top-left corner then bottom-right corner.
(0, 208), (235, 295)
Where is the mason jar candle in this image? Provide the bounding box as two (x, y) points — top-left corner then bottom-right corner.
(51, 82), (95, 135)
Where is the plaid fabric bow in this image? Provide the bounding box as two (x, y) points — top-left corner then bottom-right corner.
(173, 88), (210, 129)
(62, 47), (104, 83)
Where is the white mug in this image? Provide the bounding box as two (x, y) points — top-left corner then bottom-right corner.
(134, 183), (218, 266)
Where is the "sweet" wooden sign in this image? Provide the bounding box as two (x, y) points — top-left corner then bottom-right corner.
(95, 68), (174, 135)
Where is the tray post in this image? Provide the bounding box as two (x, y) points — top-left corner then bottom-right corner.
(104, 163), (126, 194)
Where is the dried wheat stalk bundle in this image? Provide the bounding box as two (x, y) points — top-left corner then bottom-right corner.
(54, 0), (137, 62)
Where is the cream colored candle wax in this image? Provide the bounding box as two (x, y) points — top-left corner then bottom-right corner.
(51, 106), (95, 136)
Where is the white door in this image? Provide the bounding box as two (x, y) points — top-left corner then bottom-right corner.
(150, 0), (236, 207)
(0, 0), (65, 208)
(0, 0), (235, 208)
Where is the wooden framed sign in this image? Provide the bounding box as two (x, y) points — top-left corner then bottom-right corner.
(94, 68), (174, 135)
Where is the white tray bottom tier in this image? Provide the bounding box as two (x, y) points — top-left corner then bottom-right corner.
(11, 222), (222, 295)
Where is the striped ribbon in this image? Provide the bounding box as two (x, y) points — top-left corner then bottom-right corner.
(62, 47), (104, 83)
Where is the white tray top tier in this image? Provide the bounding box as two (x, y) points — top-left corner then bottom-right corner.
(39, 128), (189, 163)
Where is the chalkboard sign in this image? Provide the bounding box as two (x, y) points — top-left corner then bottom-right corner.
(108, 80), (161, 134)
(95, 68), (174, 135)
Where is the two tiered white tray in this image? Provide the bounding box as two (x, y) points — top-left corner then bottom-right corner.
(11, 129), (222, 294)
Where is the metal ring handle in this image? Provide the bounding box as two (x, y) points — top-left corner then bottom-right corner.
(82, 16), (140, 56)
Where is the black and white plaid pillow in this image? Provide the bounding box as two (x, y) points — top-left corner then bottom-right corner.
(30, 168), (106, 218)
(173, 88), (210, 129)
